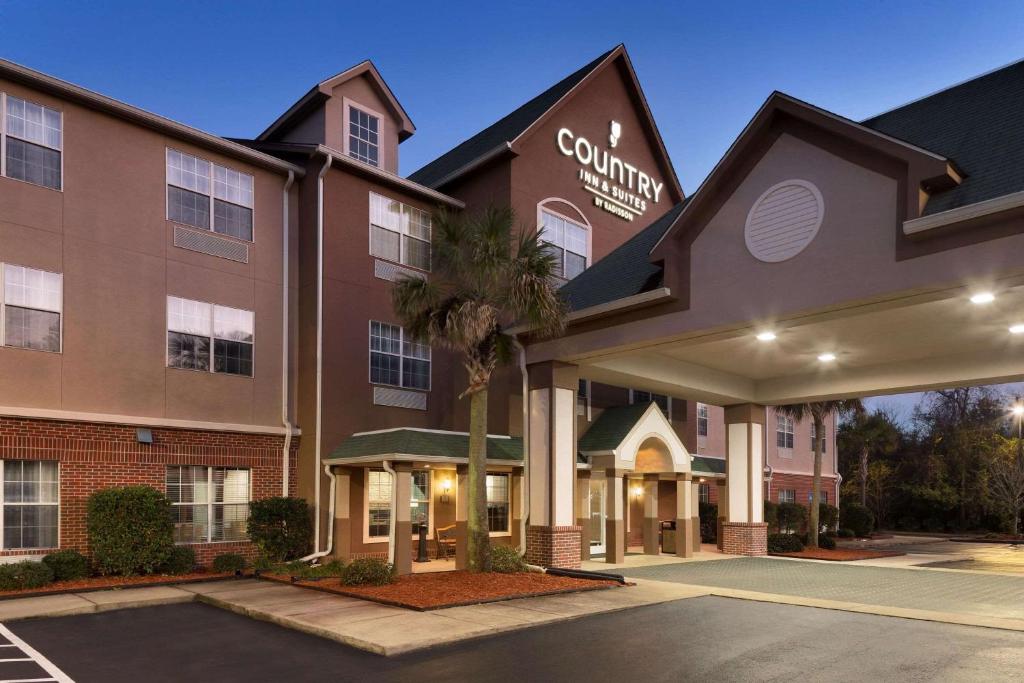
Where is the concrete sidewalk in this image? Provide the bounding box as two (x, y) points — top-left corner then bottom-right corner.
(0, 585), (195, 621)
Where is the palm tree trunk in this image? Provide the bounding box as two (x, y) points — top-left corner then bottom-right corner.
(860, 447), (869, 507)
(467, 387), (491, 571)
(809, 415), (823, 548)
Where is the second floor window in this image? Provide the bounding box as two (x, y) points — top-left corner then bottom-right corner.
(369, 193), (431, 271)
(3, 94), (62, 190)
(631, 389), (670, 419)
(167, 149), (254, 241)
(697, 403), (709, 437)
(167, 296), (254, 377)
(776, 414), (795, 449)
(348, 105), (380, 166)
(1, 263), (62, 353)
(369, 321), (431, 391)
(540, 209), (588, 279)
(698, 483), (710, 503)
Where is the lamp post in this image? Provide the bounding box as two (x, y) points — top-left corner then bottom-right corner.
(1013, 397), (1024, 459)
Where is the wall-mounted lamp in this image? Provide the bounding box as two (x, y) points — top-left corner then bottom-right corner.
(440, 478), (452, 504)
(631, 486), (643, 500)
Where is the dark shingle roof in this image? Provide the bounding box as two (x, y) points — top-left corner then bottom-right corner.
(691, 456), (725, 476)
(407, 49), (614, 188)
(329, 429), (522, 461)
(862, 59), (1024, 215)
(578, 403), (652, 453)
(559, 201), (685, 311)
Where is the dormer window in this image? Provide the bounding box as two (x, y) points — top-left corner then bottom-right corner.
(348, 105), (379, 167)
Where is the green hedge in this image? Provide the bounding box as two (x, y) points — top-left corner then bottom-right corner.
(87, 486), (175, 576)
(340, 558), (395, 586)
(161, 546), (195, 575)
(212, 553), (248, 574)
(489, 545), (527, 573)
(763, 501), (779, 533)
(247, 497), (313, 562)
(42, 550), (89, 581)
(840, 503), (875, 538)
(777, 502), (807, 534)
(0, 561), (54, 590)
(818, 503), (840, 532)
(767, 533), (804, 554)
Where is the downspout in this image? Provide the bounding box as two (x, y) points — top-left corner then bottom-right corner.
(299, 465), (337, 562)
(280, 170), (295, 497)
(518, 345), (530, 554)
(383, 460), (397, 564)
(313, 153), (333, 554)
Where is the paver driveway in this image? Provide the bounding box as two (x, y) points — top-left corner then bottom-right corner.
(620, 557), (1024, 621)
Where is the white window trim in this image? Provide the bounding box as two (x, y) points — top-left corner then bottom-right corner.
(779, 489), (797, 504)
(368, 192), (432, 272)
(166, 295), (255, 378)
(0, 91), (64, 192)
(165, 147), (255, 243)
(628, 389), (672, 419)
(486, 472), (512, 537)
(777, 414), (795, 455)
(0, 460), (61, 551)
(363, 468), (435, 543)
(696, 402), (709, 440)
(343, 98), (384, 168)
(168, 466), (252, 545)
(577, 379), (591, 421)
(538, 204), (592, 280)
(0, 262), (64, 354)
(367, 320), (431, 392)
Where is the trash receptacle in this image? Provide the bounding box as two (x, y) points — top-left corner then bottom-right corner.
(660, 520), (676, 554)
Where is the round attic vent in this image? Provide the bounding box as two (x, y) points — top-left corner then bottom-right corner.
(744, 180), (823, 263)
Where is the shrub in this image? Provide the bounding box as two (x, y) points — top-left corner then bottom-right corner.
(489, 545), (527, 573)
(699, 502), (718, 543)
(818, 534), (836, 550)
(818, 503), (840, 532)
(247, 497), (313, 562)
(275, 559), (345, 579)
(836, 528), (855, 538)
(763, 501), (779, 533)
(777, 502), (807, 534)
(252, 555), (275, 572)
(840, 503), (875, 538)
(340, 558), (395, 586)
(42, 550), (90, 581)
(767, 533), (804, 554)
(0, 561), (55, 591)
(87, 486), (175, 576)
(212, 553), (248, 574)
(161, 546), (195, 575)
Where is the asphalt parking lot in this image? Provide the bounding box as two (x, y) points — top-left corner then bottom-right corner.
(8, 596), (1024, 682)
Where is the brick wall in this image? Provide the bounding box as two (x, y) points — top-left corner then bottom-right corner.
(0, 416), (298, 564)
(526, 525), (581, 569)
(767, 472), (839, 508)
(721, 522), (767, 555)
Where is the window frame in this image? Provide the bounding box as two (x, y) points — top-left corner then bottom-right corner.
(344, 100), (383, 168)
(539, 206), (590, 280)
(776, 414), (795, 451)
(698, 482), (710, 504)
(368, 192), (432, 272)
(363, 468), (434, 542)
(486, 472), (512, 536)
(166, 295), (255, 378)
(779, 489), (796, 504)
(166, 465), (252, 544)
(1, 92), (64, 192)
(577, 379), (591, 421)
(165, 147), (255, 242)
(810, 423), (827, 453)
(696, 403), (709, 439)
(368, 320), (431, 392)
(629, 389), (672, 420)
(0, 262), (63, 354)
(0, 460), (60, 551)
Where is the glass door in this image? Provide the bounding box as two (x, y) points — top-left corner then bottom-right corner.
(589, 478), (606, 555)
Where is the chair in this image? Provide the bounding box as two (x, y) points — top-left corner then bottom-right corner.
(435, 524), (457, 560)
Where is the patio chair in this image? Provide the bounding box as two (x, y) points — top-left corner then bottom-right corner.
(435, 524), (457, 560)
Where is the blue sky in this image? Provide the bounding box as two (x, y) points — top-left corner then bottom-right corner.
(2, 1), (1022, 416)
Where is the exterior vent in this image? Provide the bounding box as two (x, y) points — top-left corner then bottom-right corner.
(744, 180), (823, 263)
(174, 226), (249, 263)
(373, 386), (427, 411)
(374, 259), (425, 282)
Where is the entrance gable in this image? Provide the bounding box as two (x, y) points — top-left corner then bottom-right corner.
(579, 403), (690, 473)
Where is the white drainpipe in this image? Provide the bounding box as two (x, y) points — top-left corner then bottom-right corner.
(518, 345), (530, 554)
(280, 170), (295, 497)
(383, 459), (397, 564)
(311, 153), (333, 556)
(299, 464), (337, 563)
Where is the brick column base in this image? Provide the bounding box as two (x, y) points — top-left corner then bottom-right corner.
(526, 525), (581, 568)
(721, 522), (768, 556)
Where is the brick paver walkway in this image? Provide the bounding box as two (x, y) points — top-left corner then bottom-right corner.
(621, 557), (1024, 620)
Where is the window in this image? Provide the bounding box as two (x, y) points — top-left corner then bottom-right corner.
(369, 192), (431, 271)
(367, 470), (391, 538)
(776, 414), (794, 449)
(369, 321), (431, 390)
(487, 474), (510, 533)
(577, 379), (590, 418)
(540, 209), (588, 279)
(166, 149), (254, 241)
(167, 296), (254, 377)
(348, 105), (380, 166)
(2, 460), (59, 549)
(2, 94), (62, 190)
(697, 403), (709, 438)
(167, 466), (250, 543)
(779, 489), (796, 504)
(1, 263), (62, 352)
(411, 470), (430, 531)
(698, 483), (710, 504)
(630, 389), (671, 419)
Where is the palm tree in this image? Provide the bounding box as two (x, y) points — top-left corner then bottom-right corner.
(840, 410), (900, 507)
(777, 399), (864, 547)
(392, 206), (566, 571)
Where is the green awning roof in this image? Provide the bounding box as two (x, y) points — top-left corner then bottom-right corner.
(691, 455), (725, 476)
(577, 403), (652, 453)
(328, 429), (523, 462)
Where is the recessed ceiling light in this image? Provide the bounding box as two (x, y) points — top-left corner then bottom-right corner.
(970, 292), (995, 305)
(818, 353), (836, 362)
(756, 331), (777, 342)
(1010, 324), (1024, 335)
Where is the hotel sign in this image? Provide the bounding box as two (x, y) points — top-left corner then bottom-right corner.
(556, 121), (664, 222)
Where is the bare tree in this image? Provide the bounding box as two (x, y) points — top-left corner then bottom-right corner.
(989, 436), (1024, 536)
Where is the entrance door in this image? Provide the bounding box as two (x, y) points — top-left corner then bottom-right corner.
(589, 479), (606, 555)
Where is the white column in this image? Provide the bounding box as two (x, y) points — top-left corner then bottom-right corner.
(676, 473), (693, 558)
(725, 405), (765, 523)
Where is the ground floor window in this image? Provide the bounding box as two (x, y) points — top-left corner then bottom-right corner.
(411, 470), (430, 531)
(779, 489), (796, 504)
(809, 490), (829, 505)
(486, 473), (510, 533)
(167, 466), (250, 543)
(366, 468), (432, 539)
(2, 460), (59, 549)
(698, 483), (710, 503)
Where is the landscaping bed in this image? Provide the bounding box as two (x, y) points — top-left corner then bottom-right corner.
(262, 570), (621, 611)
(772, 548), (904, 561)
(0, 570), (237, 600)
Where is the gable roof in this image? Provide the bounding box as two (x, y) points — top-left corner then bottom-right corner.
(326, 428), (522, 462)
(577, 403), (653, 453)
(862, 59), (1024, 216)
(258, 60), (415, 143)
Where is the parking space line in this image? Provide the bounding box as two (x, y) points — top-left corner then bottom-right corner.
(0, 624), (73, 683)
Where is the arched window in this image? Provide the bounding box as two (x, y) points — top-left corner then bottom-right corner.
(537, 199), (591, 280)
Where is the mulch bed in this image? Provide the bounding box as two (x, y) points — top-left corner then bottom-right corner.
(0, 570), (236, 601)
(262, 570), (621, 611)
(772, 548), (905, 561)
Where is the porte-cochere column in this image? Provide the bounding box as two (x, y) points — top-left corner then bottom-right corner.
(722, 404), (768, 555)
